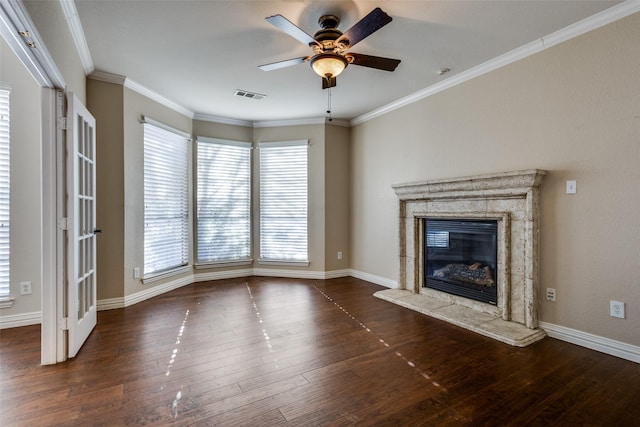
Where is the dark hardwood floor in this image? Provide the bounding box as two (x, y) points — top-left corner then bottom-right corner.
(1, 276), (639, 426)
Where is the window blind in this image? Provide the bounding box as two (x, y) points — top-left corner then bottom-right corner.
(0, 87), (10, 299)
(143, 121), (190, 276)
(196, 137), (251, 263)
(259, 141), (308, 262)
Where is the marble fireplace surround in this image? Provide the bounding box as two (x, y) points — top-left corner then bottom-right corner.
(375, 169), (548, 346)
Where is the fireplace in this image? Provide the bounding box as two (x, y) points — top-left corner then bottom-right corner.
(425, 219), (498, 305)
(375, 170), (548, 346)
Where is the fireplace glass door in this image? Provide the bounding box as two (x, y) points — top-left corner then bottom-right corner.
(424, 219), (498, 305)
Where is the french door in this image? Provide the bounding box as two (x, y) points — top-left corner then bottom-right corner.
(66, 93), (97, 358)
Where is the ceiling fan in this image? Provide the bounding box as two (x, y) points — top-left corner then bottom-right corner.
(259, 7), (401, 89)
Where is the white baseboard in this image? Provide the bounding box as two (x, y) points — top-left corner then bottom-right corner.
(97, 297), (125, 311)
(349, 269), (398, 289)
(539, 321), (639, 364)
(252, 268), (329, 280)
(0, 311), (41, 329)
(124, 274), (195, 307)
(194, 268), (253, 282)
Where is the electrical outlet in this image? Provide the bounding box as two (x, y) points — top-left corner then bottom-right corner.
(20, 281), (32, 295)
(133, 267), (141, 279)
(546, 288), (556, 302)
(610, 300), (625, 319)
(337, 251), (343, 260)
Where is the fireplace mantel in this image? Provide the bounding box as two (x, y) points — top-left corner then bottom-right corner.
(376, 169), (547, 346)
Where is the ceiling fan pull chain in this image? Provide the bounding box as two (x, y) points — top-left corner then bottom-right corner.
(326, 77), (333, 122)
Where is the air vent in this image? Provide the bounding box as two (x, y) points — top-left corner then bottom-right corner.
(234, 89), (266, 100)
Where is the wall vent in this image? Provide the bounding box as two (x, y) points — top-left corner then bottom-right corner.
(234, 89), (266, 100)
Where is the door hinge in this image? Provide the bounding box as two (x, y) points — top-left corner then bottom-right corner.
(59, 317), (69, 331)
(58, 117), (67, 130)
(58, 217), (68, 230)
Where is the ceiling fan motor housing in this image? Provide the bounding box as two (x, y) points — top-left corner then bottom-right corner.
(313, 15), (349, 53)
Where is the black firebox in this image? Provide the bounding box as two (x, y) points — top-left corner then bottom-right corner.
(424, 219), (498, 305)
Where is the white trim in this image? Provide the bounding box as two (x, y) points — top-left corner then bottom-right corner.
(0, 311), (41, 329)
(0, 298), (15, 308)
(253, 268), (327, 280)
(141, 265), (191, 285)
(194, 269), (253, 282)
(349, 269), (398, 289)
(0, 0), (65, 88)
(97, 297), (124, 311)
(40, 88), (61, 365)
(257, 259), (310, 267)
(325, 119), (350, 128)
(59, 0), (93, 75)
(257, 139), (309, 148)
(253, 117), (326, 128)
(125, 79), (194, 118)
(193, 113), (253, 128)
(539, 321), (640, 364)
(323, 269), (351, 279)
(541, 0), (640, 49)
(196, 136), (252, 148)
(125, 274), (194, 307)
(141, 116), (191, 140)
(88, 70), (126, 85)
(351, 0), (640, 126)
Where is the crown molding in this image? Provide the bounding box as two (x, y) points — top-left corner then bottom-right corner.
(351, 0), (640, 126)
(88, 70), (126, 85)
(59, 0), (93, 75)
(193, 113), (253, 128)
(124, 79), (194, 118)
(253, 117), (325, 128)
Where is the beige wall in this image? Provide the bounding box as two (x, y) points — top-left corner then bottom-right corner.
(0, 37), (43, 317)
(87, 78), (124, 300)
(350, 14), (640, 345)
(324, 124), (350, 272)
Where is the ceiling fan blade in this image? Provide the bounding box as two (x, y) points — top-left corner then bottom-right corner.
(266, 14), (319, 47)
(347, 53), (401, 71)
(322, 76), (337, 89)
(258, 56), (310, 71)
(338, 7), (392, 48)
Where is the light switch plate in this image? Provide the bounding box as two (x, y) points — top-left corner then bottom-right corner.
(566, 180), (577, 194)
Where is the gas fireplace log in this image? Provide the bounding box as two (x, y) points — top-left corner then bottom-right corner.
(433, 263), (495, 287)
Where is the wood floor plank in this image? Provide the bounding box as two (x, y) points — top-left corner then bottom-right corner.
(1, 276), (638, 426)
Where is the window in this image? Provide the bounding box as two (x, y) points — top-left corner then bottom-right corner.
(0, 86), (10, 301)
(143, 119), (190, 278)
(196, 137), (251, 264)
(259, 140), (308, 263)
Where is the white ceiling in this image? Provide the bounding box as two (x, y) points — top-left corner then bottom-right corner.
(67, 0), (622, 123)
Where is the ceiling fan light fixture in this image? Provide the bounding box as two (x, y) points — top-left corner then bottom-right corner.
(310, 53), (348, 78)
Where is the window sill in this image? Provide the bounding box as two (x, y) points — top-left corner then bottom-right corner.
(0, 297), (15, 309)
(195, 259), (253, 269)
(142, 265), (191, 285)
(258, 259), (310, 267)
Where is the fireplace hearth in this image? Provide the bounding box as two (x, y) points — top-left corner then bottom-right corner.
(375, 170), (548, 346)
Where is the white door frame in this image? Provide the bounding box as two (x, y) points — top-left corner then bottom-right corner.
(41, 88), (66, 364)
(0, 0), (68, 365)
